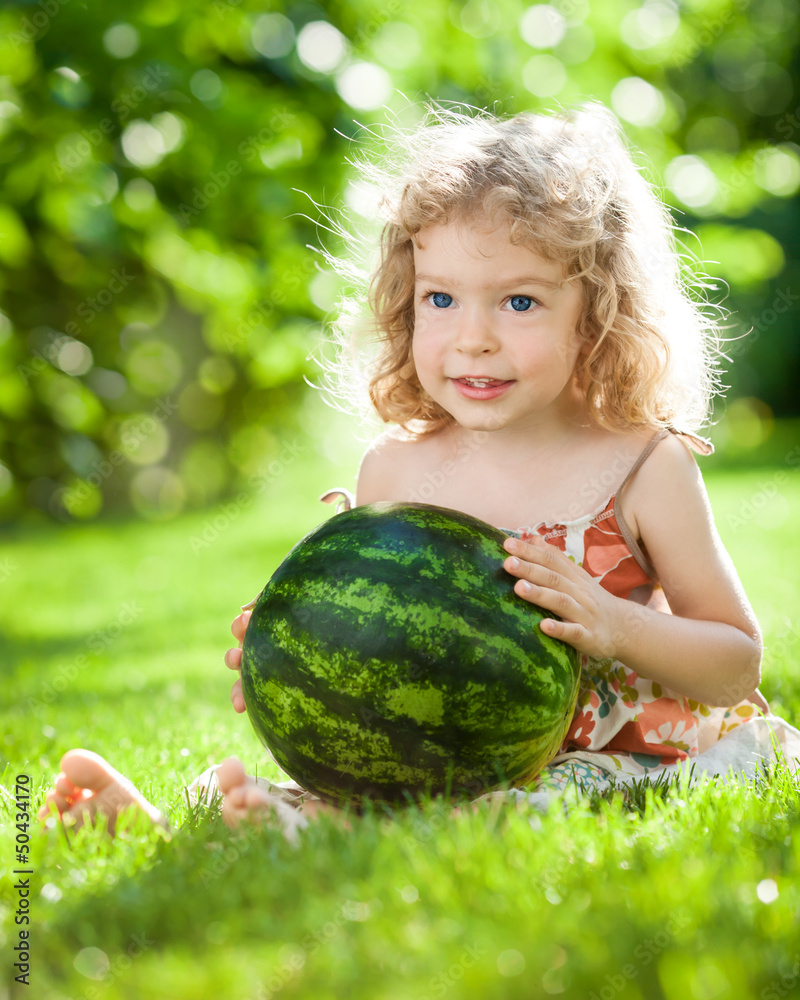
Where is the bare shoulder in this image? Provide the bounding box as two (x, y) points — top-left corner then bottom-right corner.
(356, 425), (444, 505)
(621, 430), (758, 628)
(620, 431), (707, 538)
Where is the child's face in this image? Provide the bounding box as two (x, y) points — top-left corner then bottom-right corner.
(412, 216), (587, 436)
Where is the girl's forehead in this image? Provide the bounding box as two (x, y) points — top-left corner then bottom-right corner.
(413, 219), (564, 276)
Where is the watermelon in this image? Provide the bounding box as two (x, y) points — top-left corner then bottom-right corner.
(240, 502), (580, 805)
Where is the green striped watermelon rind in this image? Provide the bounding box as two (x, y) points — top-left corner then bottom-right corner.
(241, 502), (580, 806)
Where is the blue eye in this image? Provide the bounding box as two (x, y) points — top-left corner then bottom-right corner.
(509, 295), (533, 311)
(430, 292), (453, 308)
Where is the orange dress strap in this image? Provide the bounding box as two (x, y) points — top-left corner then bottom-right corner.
(613, 426), (714, 579)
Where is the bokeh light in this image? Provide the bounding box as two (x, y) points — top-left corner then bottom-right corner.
(522, 55), (566, 98)
(619, 1), (679, 50)
(190, 69), (223, 103)
(296, 21), (348, 74)
(251, 13), (295, 59)
(56, 338), (93, 376)
(121, 120), (168, 169)
(665, 154), (718, 209)
(124, 338), (183, 396)
(178, 383), (224, 430)
(116, 413), (170, 465)
(754, 146), (800, 197)
(102, 23), (140, 59)
(519, 5), (567, 49)
(371, 23), (421, 68)
(198, 355), (236, 394)
(336, 63), (392, 111)
(49, 67), (90, 108)
(129, 466), (186, 520)
(695, 225), (784, 288)
(611, 78), (665, 127)
(178, 439), (229, 506)
(122, 178), (157, 212)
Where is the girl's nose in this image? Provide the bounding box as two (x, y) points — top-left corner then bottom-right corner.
(455, 311), (499, 354)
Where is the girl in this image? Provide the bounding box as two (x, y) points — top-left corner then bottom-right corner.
(40, 103), (797, 836)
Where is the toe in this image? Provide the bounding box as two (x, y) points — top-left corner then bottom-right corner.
(38, 789), (68, 821)
(55, 773), (79, 800)
(61, 749), (127, 794)
(216, 757), (247, 795)
(221, 790), (250, 829)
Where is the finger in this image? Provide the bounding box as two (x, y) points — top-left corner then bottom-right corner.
(504, 534), (550, 556)
(224, 647), (242, 670)
(231, 679), (246, 713)
(231, 610), (252, 644)
(514, 579), (581, 621)
(538, 616), (586, 647)
(504, 555), (565, 593)
(504, 535), (572, 574)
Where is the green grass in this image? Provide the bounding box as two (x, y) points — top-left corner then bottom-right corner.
(2, 443), (800, 1000)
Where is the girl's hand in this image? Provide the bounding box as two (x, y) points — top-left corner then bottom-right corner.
(224, 610), (251, 714)
(503, 535), (625, 659)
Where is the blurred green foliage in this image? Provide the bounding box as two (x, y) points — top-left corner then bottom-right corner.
(0, 0), (797, 523)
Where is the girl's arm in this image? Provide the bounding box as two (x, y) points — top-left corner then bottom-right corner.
(504, 435), (762, 707)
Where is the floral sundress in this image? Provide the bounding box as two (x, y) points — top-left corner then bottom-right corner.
(504, 427), (763, 794)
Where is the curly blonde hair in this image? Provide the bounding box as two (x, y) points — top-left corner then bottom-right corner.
(321, 102), (724, 436)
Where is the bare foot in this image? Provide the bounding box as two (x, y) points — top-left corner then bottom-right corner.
(38, 749), (168, 836)
(216, 758), (349, 841)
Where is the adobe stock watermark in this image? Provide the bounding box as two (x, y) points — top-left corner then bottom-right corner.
(189, 439), (307, 553)
(58, 397), (179, 513)
(416, 942), (488, 1000)
(54, 64), (171, 180)
(728, 287), (799, 360)
(0, 558), (18, 584)
(71, 932), (156, 999)
(760, 952), (800, 999)
(587, 910), (692, 1000)
(726, 443), (800, 531)
(404, 410), (515, 504)
(26, 600), (144, 717)
(17, 269), (135, 383)
(350, 0), (402, 47)
(176, 109), (295, 223)
(222, 266), (318, 352)
(7, 0), (73, 49)
(246, 899), (383, 1000)
(673, 0), (750, 64)
(198, 822), (286, 885)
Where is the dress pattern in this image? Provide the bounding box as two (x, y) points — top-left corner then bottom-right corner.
(504, 431), (762, 791)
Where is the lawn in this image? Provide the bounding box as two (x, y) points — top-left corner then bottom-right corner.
(2, 427), (800, 1000)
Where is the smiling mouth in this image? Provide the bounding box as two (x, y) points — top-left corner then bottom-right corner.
(451, 377), (514, 400)
(455, 377), (511, 387)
